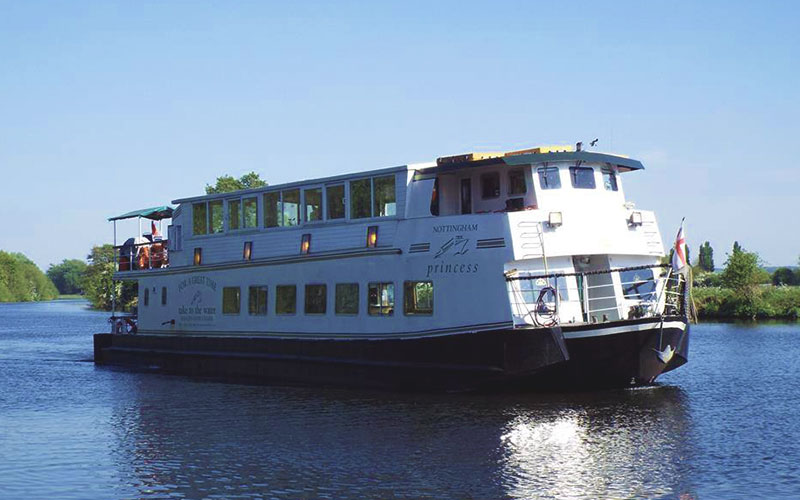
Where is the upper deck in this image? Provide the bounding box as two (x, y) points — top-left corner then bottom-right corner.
(112, 145), (657, 275)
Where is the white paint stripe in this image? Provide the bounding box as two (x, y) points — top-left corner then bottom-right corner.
(562, 321), (686, 339)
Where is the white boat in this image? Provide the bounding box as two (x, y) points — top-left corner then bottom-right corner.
(94, 144), (690, 391)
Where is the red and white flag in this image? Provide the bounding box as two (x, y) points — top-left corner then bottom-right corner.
(671, 218), (687, 273)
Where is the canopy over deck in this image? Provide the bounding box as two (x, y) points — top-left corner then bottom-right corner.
(108, 206), (174, 222)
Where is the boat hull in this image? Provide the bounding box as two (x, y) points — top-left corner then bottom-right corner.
(93, 326), (570, 392)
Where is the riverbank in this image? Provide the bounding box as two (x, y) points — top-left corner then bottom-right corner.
(693, 286), (800, 320)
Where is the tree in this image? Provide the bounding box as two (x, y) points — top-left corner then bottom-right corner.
(83, 245), (137, 311)
(205, 172), (267, 194)
(720, 242), (763, 317)
(0, 251), (59, 302)
(772, 267), (796, 286)
(698, 241), (715, 272)
(47, 259), (87, 295)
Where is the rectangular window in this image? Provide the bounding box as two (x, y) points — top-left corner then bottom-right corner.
(228, 199), (241, 230)
(243, 197), (258, 228)
(335, 283), (359, 315)
(373, 175), (396, 217)
(304, 188), (323, 222)
(282, 189), (300, 226)
(222, 287), (241, 315)
(569, 166), (596, 189)
(620, 269), (656, 300)
(404, 281), (433, 316)
(304, 284), (327, 314)
(248, 286), (268, 315)
(350, 178), (372, 219)
(144, 288), (149, 306)
(276, 285), (297, 314)
(263, 192), (280, 228)
(193, 247), (202, 266)
(192, 202), (208, 235)
(508, 170), (527, 195)
(327, 184), (345, 220)
(481, 172), (500, 199)
(602, 168), (618, 191)
(208, 200), (224, 233)
(161, 286), (167, 306)
(538, 167), (561, 189)
(368, 282), (394, 316)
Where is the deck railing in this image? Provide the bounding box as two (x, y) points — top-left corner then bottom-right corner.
(505, 264), (687, 327)
(114, 239), (169, 271)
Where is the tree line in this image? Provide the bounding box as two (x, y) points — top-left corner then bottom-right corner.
(0, 251), (59, 302)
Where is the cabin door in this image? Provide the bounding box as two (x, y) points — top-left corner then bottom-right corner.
(460, 178), (472, 214)
(573, 255), (621, 322)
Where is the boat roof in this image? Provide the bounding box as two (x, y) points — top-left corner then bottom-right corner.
(171, 146), (643, 205)
(108, 206), (174, 222)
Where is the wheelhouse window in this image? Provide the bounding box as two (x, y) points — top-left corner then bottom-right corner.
(537, 167), (561, 189)
(248, 286), (268, 315)
(335, 283), (359, 315)
(304, 284), (327, 314)
(228, 199), (241, 230)
(192, 202), (208, 235)
(304, 188), (323, 222)
(276, 285), (297, 314)
(508, 170), (527, 195)
(602, 167), (618, 191)
(243, 197), (258, 228)
(327, 184), (345, 220)
(373, 175), (396, 217)
(368, 282), (394, 316)
(222, 287), (241, 315)
(350, 178), (372, 219)
(481, 172), (500, 199)
(404, 281), (433, 316)
(569, 166), (596, 189)
(282, 189), (300, 226)
(209, 200), (224, 233)
(619, 269), (656, 300)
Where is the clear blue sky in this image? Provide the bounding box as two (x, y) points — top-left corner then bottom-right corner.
(1, 1), (798, 270)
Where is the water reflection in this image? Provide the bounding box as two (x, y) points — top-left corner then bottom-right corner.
(499, 387), (694, 499)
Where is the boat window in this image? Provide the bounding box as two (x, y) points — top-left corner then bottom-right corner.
(429, 178), (440, 216)
(537, 167), (561, 189)
(403, 281), (433, 316)
(569, 166), (596, 189)
(373, 175), (396, 217)
(248, 286), (268, 315)
(305, 188), (323, 222)
(144, 288), (149, 306)
(518, 276), (570, 303)
(276, 285), (297, 314)
(327, 184), (345, 220)
(193, 248), (202, 266)
(304, 284), (327, 314)
(282, 189), (300, 226)
(222, 287), (241, 315)
(335, 283), (359, 315)
(161, 286), (167, 306)
(208, 200), (224, 233)
(243, 197), (258, 228)
(228, 199), (241, 230)
(508, 170), (527, 195)
(192, 203), (208, 235)
(602, 167), (618, 191)
(481, 172), (501, 199)
(263, 192), (280, 228)
(368, 282), (394, 316)
(350, 178), (372, 219)
(619, 269), (656, 301)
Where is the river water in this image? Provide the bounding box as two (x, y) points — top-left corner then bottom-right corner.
(0, 300), (798, 500)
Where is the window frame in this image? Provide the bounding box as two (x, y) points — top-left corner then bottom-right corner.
(368, 282), (395, 317)
(248, 285), (268, 316)
(326, 184), (346, 220)
(161, 286), (167, 306)
(507, 169), (527, 195)
(569, 166), (596, 189)
(304, 187), (324, 223)
(537, 167), (561, 190)
(304, 284), (327, 315)
(403, 281), (434, 316)
(335, 283), (359, 315)
(275, 284), (297, 315)
(480, 172), (501, 199)
(192, 202), (208, 236)
(222, 286), (241, 315)
(602, 167), (619, 192)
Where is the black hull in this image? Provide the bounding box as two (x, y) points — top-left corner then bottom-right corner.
(544, 316), (690, 390)
(94, 326), (569, 392)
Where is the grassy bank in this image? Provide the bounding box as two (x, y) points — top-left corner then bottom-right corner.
(693, 286), (800, 320)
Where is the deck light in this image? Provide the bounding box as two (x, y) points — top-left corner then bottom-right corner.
(193, 248), (202, 266)
(301, 234), (311, 254)
(548, 212), (563, 228)
(243, 241), (252, 260)
(367, 226), (379, 248)
(629, 211), (643, 226)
